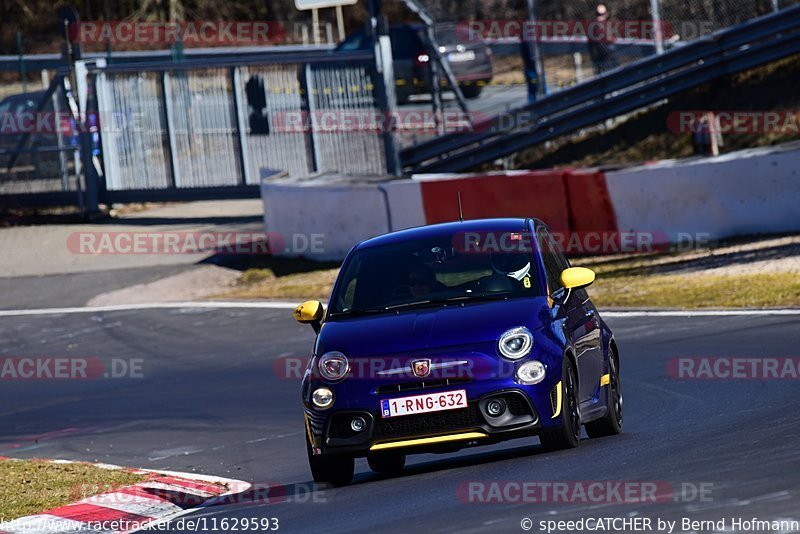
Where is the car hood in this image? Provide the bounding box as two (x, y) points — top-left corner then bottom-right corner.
(317, 297), (552, 357)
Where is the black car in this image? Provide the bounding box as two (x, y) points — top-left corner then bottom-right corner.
(0, 91), (78, 177)
(336, 23), (493, 103)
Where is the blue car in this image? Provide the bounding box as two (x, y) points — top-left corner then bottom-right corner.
(295, 218), (622, 486)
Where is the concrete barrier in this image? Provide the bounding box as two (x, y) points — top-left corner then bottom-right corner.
(412, 170), (571, 232)
(606, 143), (800, 242)
(260, 142), (800, 260)
(261, 180), (391, 261)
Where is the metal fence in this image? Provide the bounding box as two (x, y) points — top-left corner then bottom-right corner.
(0, 71), (86, 205)
(94, 52), (389, 194)
(0, 49), (394, 210)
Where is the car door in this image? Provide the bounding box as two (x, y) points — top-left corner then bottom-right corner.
(537, 227), (603, 403)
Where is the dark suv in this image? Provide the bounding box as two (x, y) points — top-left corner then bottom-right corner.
(0, 91), (79, 177)
(336, 23), (493, 104)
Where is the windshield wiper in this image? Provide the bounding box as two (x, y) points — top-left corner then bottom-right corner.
(383, 294), (510, 312)
(383, 299), (434, 311)
(435, 294), (510, 303)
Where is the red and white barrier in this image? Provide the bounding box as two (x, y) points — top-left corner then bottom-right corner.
(0, 458), (250, 534)
(260, 143), (800, 260)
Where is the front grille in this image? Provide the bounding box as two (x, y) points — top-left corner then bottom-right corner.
(328, 416), (357, 440)
(373, 404), (483, 438)
(502, 392), (532, 416)
(375, 377), (471, 395)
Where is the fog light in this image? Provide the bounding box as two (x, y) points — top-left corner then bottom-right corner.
(350, 416), (366, 432)
(312, 387), (334, 409)
(517, 360), (546, 385)
(486, 399), (506, 417)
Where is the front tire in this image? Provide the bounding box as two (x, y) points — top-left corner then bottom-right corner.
(306, 434), (354, 487)
(460, 84), (483, 99)
(585, 349), (623, 438)
(540, 357), (581, 450)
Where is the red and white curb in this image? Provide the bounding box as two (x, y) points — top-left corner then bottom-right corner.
(0, 458), (251, 534)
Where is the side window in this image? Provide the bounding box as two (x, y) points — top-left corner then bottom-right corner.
(549, 231), (571, 274)
(536, 227), (562, 294)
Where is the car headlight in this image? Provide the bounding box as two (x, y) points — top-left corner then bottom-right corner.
(318, 351), (349, 381)
(498, 327), (533, 360)
(517, 360), (546, 384)
(312, 387), (334, 409)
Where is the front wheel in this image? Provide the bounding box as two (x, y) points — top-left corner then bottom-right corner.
(585, 349), (623, 438)
(459, 84), (483, 99)
(306, 434), (354, 487)
(540, 357), (581, 451)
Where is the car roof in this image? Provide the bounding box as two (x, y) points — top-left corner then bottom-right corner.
(355, 218), (544, 250)
(0, 91), (46, 105)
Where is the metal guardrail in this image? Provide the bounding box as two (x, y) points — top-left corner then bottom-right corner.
(0, 44), (335, 71)
(401, 5), (800, 173)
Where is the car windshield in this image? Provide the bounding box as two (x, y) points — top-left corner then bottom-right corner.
(329, 229), (542, 317)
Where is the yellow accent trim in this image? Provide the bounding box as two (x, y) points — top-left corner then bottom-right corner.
(369, 431), (488, 451)
(600, 373), (611, 387)
(560, 267), (596, 290)
(551, 381), (563, 419)
(304, 413), (316, 449)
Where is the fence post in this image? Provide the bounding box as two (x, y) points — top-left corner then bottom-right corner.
(230, 67), (251, 185)
(367, 0), (401, 176)
(73, 60), (100, 215)
(161, 71), (180, 188)
(299, 63), (318, 173)
(16, 32), (27, 92)
(650, 0), (665, 54)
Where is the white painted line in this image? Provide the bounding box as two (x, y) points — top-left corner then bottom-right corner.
(0, 301), (299, 317)
(0, 301), (797, 318)
(603, 309), (800, 317)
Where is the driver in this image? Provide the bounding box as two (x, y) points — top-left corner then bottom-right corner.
(407, 264), (437, 298)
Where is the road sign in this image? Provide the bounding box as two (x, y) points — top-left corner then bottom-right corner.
(295, 0), (357, 10)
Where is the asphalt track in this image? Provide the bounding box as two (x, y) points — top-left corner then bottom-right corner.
(1, 307), (799, 533)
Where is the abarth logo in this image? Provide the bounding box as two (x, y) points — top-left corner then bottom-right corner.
(412, 359), (431, 378)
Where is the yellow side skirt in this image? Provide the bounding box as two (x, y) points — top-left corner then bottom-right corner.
(370, 431), (488, 451)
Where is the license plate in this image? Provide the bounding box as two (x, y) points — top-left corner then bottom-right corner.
(447, 51), (475, 62)
(380, 389), (468, 418)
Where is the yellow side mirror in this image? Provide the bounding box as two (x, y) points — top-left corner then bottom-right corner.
(560, 267), (596, 290)
(294, 300), (324, 324)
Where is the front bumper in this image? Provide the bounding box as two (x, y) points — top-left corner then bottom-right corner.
(306, 387), (555, 457)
